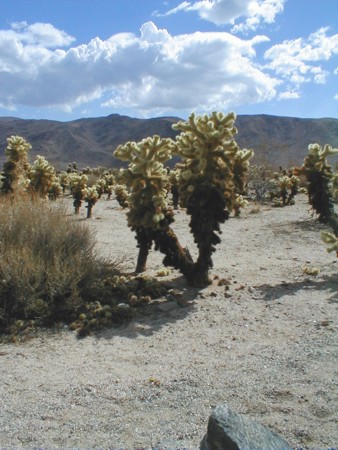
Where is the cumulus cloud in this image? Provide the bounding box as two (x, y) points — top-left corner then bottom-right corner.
(156, 0), (285, 31)
(0, 20), (278, 116)
(1, 21), (75, 48)
(264, 27), (338, 90)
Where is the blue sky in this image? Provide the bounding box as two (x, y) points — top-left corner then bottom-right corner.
(0, 0), (337, 121)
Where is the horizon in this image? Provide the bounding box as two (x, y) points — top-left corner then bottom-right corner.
(1, 111), (338, 124)
(1, 0), (338, 122)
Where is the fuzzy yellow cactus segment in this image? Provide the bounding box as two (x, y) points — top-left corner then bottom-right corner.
(114, 184), (129, 208)
(82, 185), (99, 218)
(69, 173), (88, 214)
(5, 135), (31, 163)
(172, 111), (242, 210)
(29, 155), (56, 198)
(321, 231), (338, 255)
(330, 172), (338, 202)
(233, 148), (254, 195)
(301, 143), (338, 223)
(1, 135), (31, 193)
(48, 180), (62, 200)
(115, 135), (175, 230)
(82, 186), (99, 202)
(307, 143), (338, 172)
(69, 173), (88, 192)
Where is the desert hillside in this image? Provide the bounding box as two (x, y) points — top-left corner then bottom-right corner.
(0, 114), (337, 170)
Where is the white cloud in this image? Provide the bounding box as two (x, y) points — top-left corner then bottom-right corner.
(264, 27), (338, 87)
(334, 93), (338, 100)
(0, 21), (278, 115)
(157, 0), (285, 31)
(278, 90), (301, 100)
(1, 21), (75, 48)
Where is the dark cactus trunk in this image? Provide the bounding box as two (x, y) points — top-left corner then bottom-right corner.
(135, 227), (154, 274)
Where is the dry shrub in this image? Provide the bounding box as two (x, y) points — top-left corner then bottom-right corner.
(0, 195), (119, 333)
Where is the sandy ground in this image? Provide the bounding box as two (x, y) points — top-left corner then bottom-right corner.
(0, 194), (337, 449)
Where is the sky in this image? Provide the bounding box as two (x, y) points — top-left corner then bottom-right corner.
(0, 0), (337, 122)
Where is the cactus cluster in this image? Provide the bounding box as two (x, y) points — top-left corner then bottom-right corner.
(115, 112), (253, 286)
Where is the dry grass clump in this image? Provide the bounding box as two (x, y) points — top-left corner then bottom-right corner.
(0, 195), (120, 337)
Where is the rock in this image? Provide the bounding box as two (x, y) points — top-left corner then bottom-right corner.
(200, 403), (292, 450)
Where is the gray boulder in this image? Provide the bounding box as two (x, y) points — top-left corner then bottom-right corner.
(200, 403), (292, 450)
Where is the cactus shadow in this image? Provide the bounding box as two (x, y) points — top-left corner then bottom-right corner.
(256, 273), (338, 304)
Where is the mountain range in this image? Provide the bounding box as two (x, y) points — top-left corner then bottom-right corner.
(0, 113), (337, 171)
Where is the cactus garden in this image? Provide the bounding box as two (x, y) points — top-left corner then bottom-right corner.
(0, 118), (337, 449)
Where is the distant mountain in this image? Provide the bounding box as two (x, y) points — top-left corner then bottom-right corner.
(0, 113), (337, 170)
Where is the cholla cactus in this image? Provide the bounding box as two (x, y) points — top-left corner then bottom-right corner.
(277, 175), (291, 205)
(114, 135), (175, 273)
(58, 171), (70, 193)
(82, 185), (99, 218)
(296, 143), (338, 255)
(115, 113), (253, 286)
(234, 194), (249, 217)
(168, 168), (180, 209)
(1, 135), (31, 193)
(114, 184), (129, 208)
(48, 180), (63, 200)
(169, 111), (253, 286)
(321, 231), (338, 256)
(104, 174), (115, 199)
(95, 178), (106, 198)
(296, 143), (338, 223)
(29, 155), (56, 198)
(69, 173), (88, 214)
(233, 148), (254, 196)
(330, 171), (338, 202)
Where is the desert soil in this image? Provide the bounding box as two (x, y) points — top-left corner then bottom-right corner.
(0, 194), (337, 449)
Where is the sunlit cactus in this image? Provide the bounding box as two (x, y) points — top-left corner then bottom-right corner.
(115, 112), (253, 286)
(296, 143), (338, 255)
(104, 173), (116, 199)
(48, 180), (63, 200)
(114, 184), (129, 208)
(69, 173), (88, 214)
(233, 148), (254, 195)
(330, 171), (338, 202)
(82, 185), (99, 218)
(95, 178), (106, 198)
(58, 171), (70, 193)
(296, 143), (338, 223)
(234, 194), (249, 217)
(277, 175), (291, 205)
(29, 155), (56, 198)
(114, 135), (175, 273)
(168, 168), (180, 209)
(168, 111), (253, 286)
(1, 135), (31, 193)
